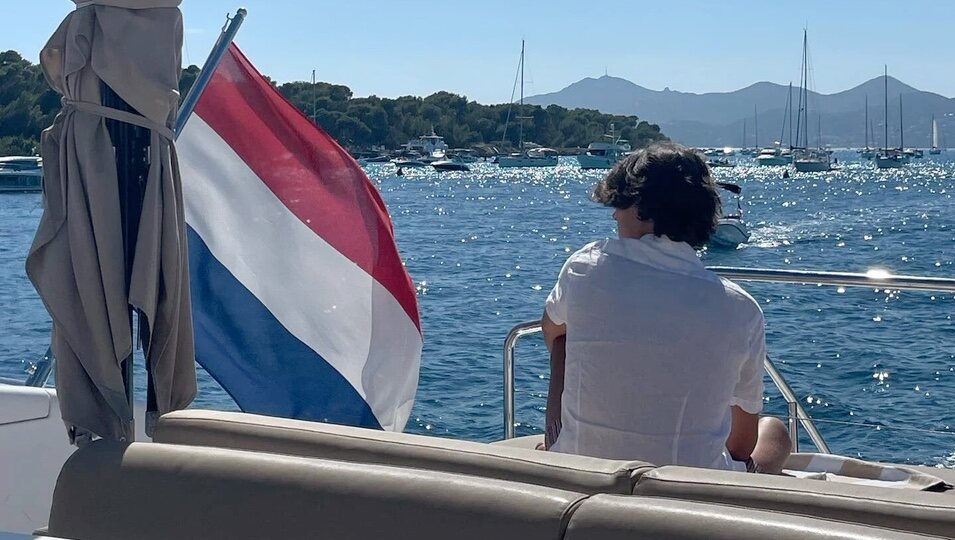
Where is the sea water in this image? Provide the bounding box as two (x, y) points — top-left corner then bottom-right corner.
(2, 151), (953, 466)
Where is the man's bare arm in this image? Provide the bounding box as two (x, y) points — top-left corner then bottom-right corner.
(726, 405), (759, 461)
(542, 311), (567, 449)
(541, 310), (566, 353)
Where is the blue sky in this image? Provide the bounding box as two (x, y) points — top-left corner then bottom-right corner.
(7, 1), (954, 103)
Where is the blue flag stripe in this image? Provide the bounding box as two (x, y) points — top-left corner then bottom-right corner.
(188, 227), (381, 428)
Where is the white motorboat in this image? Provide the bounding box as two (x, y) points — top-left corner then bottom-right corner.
(404, 128), (448, 162)
(577, 124), (631, 170)
(0, 156), (43, 193)
(446, 149), (479, 163)
(432, 159), (469, 172)
(392, 153), (430, 168)
(756, 146), (791, 166)
(497, 152), (558, 168)
(712, 217), (750, 247)
(706, 157), (735, 168)
(709, 181), (750, 248)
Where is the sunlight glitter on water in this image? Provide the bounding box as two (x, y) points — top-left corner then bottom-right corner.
(3, 152), (955, 462)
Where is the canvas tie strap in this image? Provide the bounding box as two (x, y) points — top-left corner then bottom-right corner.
(62, 98), (175, 141)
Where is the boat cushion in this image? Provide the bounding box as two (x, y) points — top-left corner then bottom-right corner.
(565, 494), (939, 540)
(634, 465), (955, 538)
(153, 409), (653, 494)
(48, 441), (586, 540)
(783, 453), (951, 490)
(491, 433), (545, 449)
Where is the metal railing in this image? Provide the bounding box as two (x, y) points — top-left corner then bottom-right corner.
(503, 266), (955, 453)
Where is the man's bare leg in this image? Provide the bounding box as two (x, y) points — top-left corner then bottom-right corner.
(751, 417), (792, 474)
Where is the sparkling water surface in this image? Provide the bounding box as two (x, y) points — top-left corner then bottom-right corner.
(2, 151), (954, 466)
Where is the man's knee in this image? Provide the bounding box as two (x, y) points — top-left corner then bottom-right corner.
(759, 416), (789, 439)
(753, 416), (792, 474)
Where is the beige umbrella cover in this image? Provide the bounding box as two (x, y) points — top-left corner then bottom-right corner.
(26, 0), (196, 444)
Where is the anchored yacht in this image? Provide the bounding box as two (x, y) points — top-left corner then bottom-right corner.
(0, 156), (42, 193)
(577, 125), (631, 170)
(404, 129), (448, 161)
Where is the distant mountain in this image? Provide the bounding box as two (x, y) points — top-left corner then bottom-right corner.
(526, 75), (955, 148)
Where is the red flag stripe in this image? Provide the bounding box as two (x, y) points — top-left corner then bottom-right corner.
(193, 45), (420, 332)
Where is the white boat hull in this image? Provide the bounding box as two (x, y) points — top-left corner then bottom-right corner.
(0, 172), (43, 193)
(0, 382), (148, 534)
(432, 160), (469, 172)
(756, 156), (790, 166)
(576, 154), (617, 169)
(793, 160), (830, 172)
(875, 155), (908, 169)
(710, 219), (750, 248)
(392, 159), (429, 168)
(497, 156), (558, 168)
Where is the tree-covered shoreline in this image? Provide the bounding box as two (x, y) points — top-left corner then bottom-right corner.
(2, 50), (666, 156)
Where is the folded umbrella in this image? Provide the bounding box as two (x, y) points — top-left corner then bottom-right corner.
(26, 0), (195, 444)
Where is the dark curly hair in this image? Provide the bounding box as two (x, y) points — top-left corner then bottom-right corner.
(592, 142), (721, 247)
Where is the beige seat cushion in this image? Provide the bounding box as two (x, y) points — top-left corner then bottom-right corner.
(492, 434), (545, 449)
(565, 495), (939, 539)
(154, 409), (653, 494)
(49, 441), (586, 540)
(634, 465), (955, 538)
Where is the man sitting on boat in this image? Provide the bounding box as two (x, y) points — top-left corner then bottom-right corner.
(541, 143), (791, 474)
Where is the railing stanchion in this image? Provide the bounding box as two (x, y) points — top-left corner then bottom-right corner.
(788, 401), (800, 452)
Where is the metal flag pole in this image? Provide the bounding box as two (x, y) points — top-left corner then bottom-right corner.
(176, 8), (248, 136)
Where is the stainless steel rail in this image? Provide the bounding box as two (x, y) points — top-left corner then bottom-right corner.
(503, 267), (955, 452)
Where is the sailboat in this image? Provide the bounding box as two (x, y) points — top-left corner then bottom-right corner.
(497, 41), (558, 168)
(930, 116), (942, 155)
(875, 66), (909, 169)
(792, 30), (832, 173)
(860, 95), (876, 159)
(756, 82), (793, 166)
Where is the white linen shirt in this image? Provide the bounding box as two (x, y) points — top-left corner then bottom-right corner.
(545, 235), (765, 470)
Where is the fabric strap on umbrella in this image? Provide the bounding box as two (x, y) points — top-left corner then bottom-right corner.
(62, 99), (175, 141)
(27, 0), (195, 445)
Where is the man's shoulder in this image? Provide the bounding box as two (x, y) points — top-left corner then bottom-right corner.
(566, 240), (608, 265)
(717, 276), (764, 317)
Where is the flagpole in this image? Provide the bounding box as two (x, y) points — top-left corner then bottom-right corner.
(175, 8), (247, 137)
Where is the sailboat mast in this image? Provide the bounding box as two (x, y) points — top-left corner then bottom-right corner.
(884, 65), (889, 150)
(794, 46), (804, 147)
(899, 95), (904, 150)
(754, 105), (758, 149)
(802, 30), (809, 150)
(864, 94), (869, 149)
(518, 40), (525, 154)
(787, 82), (793, 148)
(743, 119), (747, 149)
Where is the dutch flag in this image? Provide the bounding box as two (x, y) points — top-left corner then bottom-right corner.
(177, 44), (422, 432)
